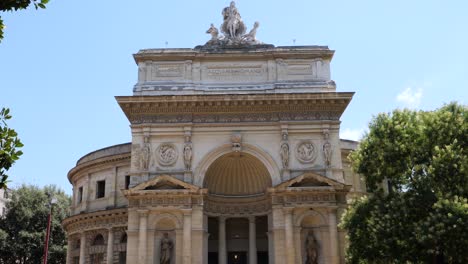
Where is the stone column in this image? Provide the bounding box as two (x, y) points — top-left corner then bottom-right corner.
(106, 228), (114, 264)
(138, 210), (149, 264)
(79, 232), (86, 264)
(183, 211), (192, 264)
(248, 216), (257, 264)
(66, 237), (72, 264)
(283, 208), (295, 264)
(328, 208), (339, 264)
(218, 216), (227, 264)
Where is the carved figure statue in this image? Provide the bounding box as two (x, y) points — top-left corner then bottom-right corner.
(280, 133), (289, 169)
(243, 21), (259, 42)
(183, 140), (193, 171)
(206, 23), (219, 41)
(323, 141), (332, 167)
(160, 233), (173, 264)
(322, 130), (332, 168)
(221, 1), (246, 39)
(305, 232), (318, 264)
(140, 136), (150, 170)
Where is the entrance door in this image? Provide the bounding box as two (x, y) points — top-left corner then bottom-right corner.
(228, 251), (247, 264)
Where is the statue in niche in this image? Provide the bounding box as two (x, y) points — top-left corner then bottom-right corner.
(221, 1), (246, 39)
(140, 136), (151, 170)
(305, 231), (318, 264)
(280, 133), (289, 169)
(183, 137), (193, 171)
(160, 233), (173, 264)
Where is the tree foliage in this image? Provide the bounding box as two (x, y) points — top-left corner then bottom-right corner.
(0, 0), (49, 42)
(0, 185), (71, 264)
(0, 108), (23, 189)
(341, 103), (468, 263)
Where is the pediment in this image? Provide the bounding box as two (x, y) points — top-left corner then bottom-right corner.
(274, 172), (347, 191)
(130, 175), (200, 192)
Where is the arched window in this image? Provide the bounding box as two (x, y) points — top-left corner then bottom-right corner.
(75, 239), (81, 249)
(92, 234), (105, 246)
(120, 233), (127, 244)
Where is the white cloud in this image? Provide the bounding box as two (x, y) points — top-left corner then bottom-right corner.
(396, 87), (423, 108)
(340, 128), (366, 141)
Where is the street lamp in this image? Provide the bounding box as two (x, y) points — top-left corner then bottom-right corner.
(43, 194), (57, 264)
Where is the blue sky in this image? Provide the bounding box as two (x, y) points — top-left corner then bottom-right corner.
(1, 0), (467, 194)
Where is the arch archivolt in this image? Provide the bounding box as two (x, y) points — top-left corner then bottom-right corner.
(150, 212), (182, 230)
(193, 143), (281, 187)
(295, 209), (327, 227)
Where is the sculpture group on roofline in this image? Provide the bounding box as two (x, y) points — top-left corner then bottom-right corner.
(202, 1), (270, 48)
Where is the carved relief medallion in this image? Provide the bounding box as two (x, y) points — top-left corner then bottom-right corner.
(156, 143), (178, 166)
(295, 141), (317, 164)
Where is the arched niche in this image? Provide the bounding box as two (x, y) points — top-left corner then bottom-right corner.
(204, 152), (272, 196)
(296, 210), (328, 264)
(152, 213), (181, 264)
(194, 143), (281, 188)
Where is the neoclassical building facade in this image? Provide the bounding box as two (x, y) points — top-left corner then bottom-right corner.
(62, 3), (366, 264)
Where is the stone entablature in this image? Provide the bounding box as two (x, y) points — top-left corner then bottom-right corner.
(117, 92), (353, 124)
(133, 46), (335, 95)
(63, 208), (128, 235)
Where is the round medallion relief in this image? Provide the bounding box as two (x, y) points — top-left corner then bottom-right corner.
(295, 141), (317, 163)
(156, 143), (178, 166)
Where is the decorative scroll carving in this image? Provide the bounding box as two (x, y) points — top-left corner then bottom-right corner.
(156, 143), (178, 166)
(183, 134), (193, 171)
(272, 193), (336, 205)
(322, 129), (332, 168)
(280, 132), (289, 169)
(231, 132), (242, 152)
(296, 141), (317, 164)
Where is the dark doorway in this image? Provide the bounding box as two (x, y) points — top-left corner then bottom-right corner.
(257, 251), (269, 264)
(228, 251), (247, 264)
(208, 252), (219, 264)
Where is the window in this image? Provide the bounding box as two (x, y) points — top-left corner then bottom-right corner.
(2, 207), (5, 216)
(125, 176), (130, 190)
(96, 180), (105, 199)
(90, 253), (103, 264)
(3, 190), (8, 199)
(118, 252), (126, 264)
(73, 257), (80, 264)
(77, 187), (83, 203)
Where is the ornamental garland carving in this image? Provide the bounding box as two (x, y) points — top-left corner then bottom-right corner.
(295, 141), (317, 164)
(156, 143), (178, 166)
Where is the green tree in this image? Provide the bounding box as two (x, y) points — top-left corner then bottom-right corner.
(0, 185), (70, 264)
(0, 108), (23, 189)
(0, 0), (49, 42)
(341, 103), (468, 264)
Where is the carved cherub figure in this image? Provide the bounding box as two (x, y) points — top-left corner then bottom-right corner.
(206, 23), (219, 41)
(243, 21), (260, 43)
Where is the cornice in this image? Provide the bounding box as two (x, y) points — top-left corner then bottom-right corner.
(67, 153), (131, 183)
(62, 208), (128, 234)
(116, 92), (354, 124)
(133, 46), (335, 64)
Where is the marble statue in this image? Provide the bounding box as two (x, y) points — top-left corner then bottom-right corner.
(323, 130), (332, 168)
(221, 1), (246, 39)
(183, 138), (193, 171)
(160, 233), (173, 264)
(305, 232), (318, 264)
(280, 133), (289, 169)
(206, 23), (219, 42)
(201, 1), (268, 48)
(140, 136), (150, 170)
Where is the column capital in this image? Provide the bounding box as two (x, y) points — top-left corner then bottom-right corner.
(283, 207), (294, 214)
(248, 216), (256, 223)
(137, 209), (149, 217)
(218, 216), (227, 223)
(325, 206), (338, 213)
